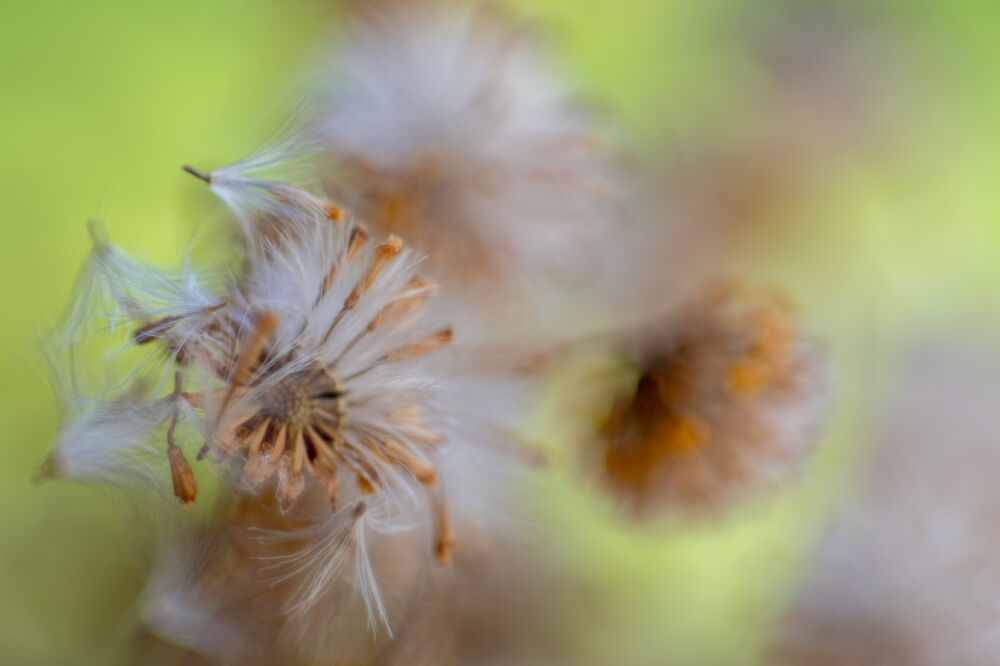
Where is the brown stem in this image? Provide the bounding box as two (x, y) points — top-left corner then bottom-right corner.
(182, 164), (212, 184)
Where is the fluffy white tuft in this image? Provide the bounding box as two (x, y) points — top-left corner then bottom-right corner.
(316, 2), (617, 293)
(772, 347), (1000, 665)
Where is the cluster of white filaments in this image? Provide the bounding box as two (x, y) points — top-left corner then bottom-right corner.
(162, 201), (457, 558)
(46, 165), (472, 607)
(317, 1), (615, 287)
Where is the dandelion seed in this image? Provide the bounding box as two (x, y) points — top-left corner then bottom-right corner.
(44, 388), (174, 490)
(180, 124), (346, 246)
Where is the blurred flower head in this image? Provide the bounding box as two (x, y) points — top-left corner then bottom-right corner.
(316, 1), (617, 294)
(772, 347), (1000, 665)
(591, 281), (828, 519)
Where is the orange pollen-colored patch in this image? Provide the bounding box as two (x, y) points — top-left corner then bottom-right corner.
(377, 191), (418, 226)
(727, 305), (795, 396)
(652, 413), (708, 455)
(600, 367), (710, 494)
(728, 357), (773, 396)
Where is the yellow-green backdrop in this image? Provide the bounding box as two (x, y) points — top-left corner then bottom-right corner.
(2, 1), (999, 663)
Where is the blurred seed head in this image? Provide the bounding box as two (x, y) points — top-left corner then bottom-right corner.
(590, 280), (829, 519)
(771, 346), (1000, 666)
(316, 1), (618, 297)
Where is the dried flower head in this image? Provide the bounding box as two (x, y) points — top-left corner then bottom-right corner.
(44, 165), (536, 661)
(176, 226), (452, 518)
(316, 1), (615, 289)
(592, 281), (828, 518)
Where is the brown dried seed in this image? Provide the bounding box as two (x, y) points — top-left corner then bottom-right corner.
(383, 327), (453, 361)
(435, 501), (455, 564)
(167, 444), (197, 507)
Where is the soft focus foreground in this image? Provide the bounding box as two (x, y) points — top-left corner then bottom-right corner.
(2, 1), (999, 665)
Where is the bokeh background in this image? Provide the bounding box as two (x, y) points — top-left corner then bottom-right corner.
(2, 0), (999, 663)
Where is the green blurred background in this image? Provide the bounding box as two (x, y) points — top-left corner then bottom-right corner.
(2, 0), (999, 663)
